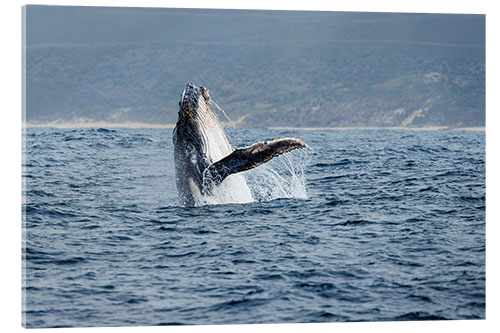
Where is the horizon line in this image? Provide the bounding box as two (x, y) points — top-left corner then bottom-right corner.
(22, 122), (485, 131)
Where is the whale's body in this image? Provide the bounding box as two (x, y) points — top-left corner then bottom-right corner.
(173, 83), (305, 206)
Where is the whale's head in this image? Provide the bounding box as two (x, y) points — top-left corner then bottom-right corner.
(173, 83), (230, 179)
(177, 83), (211, 125)
(174, 83), (213, 149)
(174, 82), (224, 149)
(173, 83), (234, 205)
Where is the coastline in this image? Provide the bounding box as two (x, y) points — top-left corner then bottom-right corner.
(24, 121), (176, 129)
(23, 122), (485, 132)
(269, 126), (485, 131)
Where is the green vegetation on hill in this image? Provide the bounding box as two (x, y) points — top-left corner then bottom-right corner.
(25, 7), (485, 127)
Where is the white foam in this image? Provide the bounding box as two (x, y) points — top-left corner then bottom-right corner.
(198, 97), (310, 206)
(245, 148), (310, 202)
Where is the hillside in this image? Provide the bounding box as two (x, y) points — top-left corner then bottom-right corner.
(24, 7), (485, 128)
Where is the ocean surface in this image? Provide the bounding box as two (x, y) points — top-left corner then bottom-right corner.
(22, 127), (485, 328)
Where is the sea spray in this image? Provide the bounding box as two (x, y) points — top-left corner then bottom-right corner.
(207, 98), (311, 203)
(245, 146), (311, 202)
(208, 99), (232, 124)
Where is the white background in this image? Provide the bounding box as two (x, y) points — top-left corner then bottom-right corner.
(1, 1), (498, 332)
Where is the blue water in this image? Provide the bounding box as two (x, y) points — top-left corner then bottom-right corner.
(22, 127), (485, 328)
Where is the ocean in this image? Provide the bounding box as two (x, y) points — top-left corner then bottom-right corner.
(22, 127), (485, 327)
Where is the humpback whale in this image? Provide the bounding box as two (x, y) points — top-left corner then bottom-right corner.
(173, 83), (305, 206)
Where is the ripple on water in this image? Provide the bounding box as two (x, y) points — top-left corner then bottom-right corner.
(23, 127), (485, 327)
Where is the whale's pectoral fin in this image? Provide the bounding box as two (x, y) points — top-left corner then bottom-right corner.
(202, 137), (306, 189)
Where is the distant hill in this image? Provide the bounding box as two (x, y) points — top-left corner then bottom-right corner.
(24, 6), (485, 128)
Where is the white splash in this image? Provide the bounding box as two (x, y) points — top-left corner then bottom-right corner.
(208, 99), (233, 125)
(244, 147), (310, 202)
(199, 97), (310, 205)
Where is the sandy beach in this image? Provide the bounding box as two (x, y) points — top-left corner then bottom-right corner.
(23, 122), (485, 132)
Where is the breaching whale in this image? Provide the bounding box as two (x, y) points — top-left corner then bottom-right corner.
(173, 83), (305, 206)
